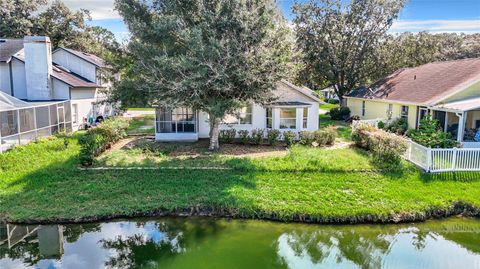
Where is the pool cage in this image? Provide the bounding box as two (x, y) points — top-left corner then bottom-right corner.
(0, 93), (72, 153)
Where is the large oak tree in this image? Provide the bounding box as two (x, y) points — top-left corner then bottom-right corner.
(293, 0), (405, 102)
(114, 0), (293, 150)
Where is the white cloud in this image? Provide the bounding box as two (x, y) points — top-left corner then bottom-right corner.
(49, 0), (120, 20)
(390, 19), (480, 33)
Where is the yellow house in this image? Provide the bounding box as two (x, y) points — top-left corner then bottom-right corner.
(344, 58), (480, 147)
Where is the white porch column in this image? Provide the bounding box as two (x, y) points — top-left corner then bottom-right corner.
(444, 112), (448, 132)
(457, 112), (466, 142)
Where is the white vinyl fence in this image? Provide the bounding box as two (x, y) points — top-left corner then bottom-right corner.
(405, 139), (480, 173)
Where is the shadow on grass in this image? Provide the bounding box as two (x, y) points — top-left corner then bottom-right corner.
(0, 137), (260, 222)
(421, 171), (480, 183)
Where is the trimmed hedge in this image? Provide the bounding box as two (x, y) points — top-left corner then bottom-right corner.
(79, 117), (129, 166)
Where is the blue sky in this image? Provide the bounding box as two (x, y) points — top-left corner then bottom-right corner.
(58, 0), (480, 41)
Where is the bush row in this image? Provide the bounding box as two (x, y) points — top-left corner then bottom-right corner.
(352, 123), (407, 167)
(219, 127), (337, 147)
(79, 117), (129, 166)
(329, 106), (350, 120)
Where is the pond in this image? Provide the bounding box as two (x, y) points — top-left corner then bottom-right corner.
(0, 217), (479, 269)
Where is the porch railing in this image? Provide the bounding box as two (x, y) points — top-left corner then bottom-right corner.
(404, 139), (480, 173)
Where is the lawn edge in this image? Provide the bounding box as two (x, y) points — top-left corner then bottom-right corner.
(3, 201), (479, 225)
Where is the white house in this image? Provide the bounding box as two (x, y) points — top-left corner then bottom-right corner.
(0, 36), (117, 152)
(320, 86), (339, 101)
(155, 80), (322, 141)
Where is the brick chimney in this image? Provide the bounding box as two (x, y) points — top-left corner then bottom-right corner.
(23, 36), (53, 101)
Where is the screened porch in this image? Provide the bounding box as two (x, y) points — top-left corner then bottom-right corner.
(0, 93), (72, 152)
(431, 98), (480, 148)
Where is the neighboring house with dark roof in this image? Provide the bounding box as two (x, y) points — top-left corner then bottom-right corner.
(0, 36), (118, 151)
(345, 58), (480, 147)
(155, 80), (323, 141)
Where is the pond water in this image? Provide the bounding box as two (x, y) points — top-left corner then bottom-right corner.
(0, 217), (479, 269)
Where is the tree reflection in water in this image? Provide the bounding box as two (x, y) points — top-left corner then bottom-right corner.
(0, 218), (478, 269)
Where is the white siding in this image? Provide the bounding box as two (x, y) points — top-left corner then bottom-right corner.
(0, 62), (12, 95)
(52, 49), (97, 82)
(52, 79), (70, 100)
(11, 58), (27, 99)
(197, 103), (319, 138)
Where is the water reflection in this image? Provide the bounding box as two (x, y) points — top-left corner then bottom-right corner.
(0, 217), (479, 269)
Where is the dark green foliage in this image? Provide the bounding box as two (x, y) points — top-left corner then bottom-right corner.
(238, 130), (250, 145)
(78, 118), (129, 166)
(407, 115), (459, 148)
(283, 131), (296, 147)
(377, 121), (385, 129)
(386, 118), (408, 135)
(114, 0), (293, 150)
(219, 129), (237, 144)
(326, 98), (340, 104)
(293, 0), (406, 101)
(250, 129), (265, 145)
(330, 107), (351, 120)
(266, 129), (281, 146)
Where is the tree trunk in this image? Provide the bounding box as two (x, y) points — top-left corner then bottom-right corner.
(209, 116), (221, 151)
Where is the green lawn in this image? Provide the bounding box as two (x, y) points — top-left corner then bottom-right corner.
(127, 115), (155, 135)
(319, 103), (340, 111)
(0, 133), (479, 223)
(319, 114), (352, 140)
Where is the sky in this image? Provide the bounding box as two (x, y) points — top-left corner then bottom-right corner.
(58, 0), (480, 41)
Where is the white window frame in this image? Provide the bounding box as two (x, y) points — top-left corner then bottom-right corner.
(266, 107), (273, 129)
(302, 107), (308, 129)
(401, 106), (409, 119)
(279, 108), (297, 130)
(72, 104), (78, 124)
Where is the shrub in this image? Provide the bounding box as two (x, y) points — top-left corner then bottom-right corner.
(407, 115), (459, 148)
(266, 129), (281, 146)
(326, 98), (340, 104)
(238, 130), (250, 144)
(219, 129), (236, 143)
(369, 131), (407, 167)
(377, 121), (385, 129)
(314, 126), (337, 146)
(283, 131), (296, 146)
(79, 117), (129, 166)
(352, 123), (406, 167)
(330, 106), (350, 120)
(299, 131), (315, 145)
(250, 129), (265, 145)
(386, 118), (408, 135)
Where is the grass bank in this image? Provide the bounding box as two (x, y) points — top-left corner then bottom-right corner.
(0, 134), (479, 224)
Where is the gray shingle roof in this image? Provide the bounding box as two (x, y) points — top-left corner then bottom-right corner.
(0, 39), (24, 62)
(58, 47), (108, 68)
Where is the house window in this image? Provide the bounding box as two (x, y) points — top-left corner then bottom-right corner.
(387, 104), (393, 119)
(362, 101), (366, 117)
(72, 104), (78, 124)
(303, 108), (308, 129)
(156, 107), (196, 133)
(223, 105), (253, 125)
(401, 106), (409, 119)
(279, 108), (297, 129)
(266, 108), (273, 129)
